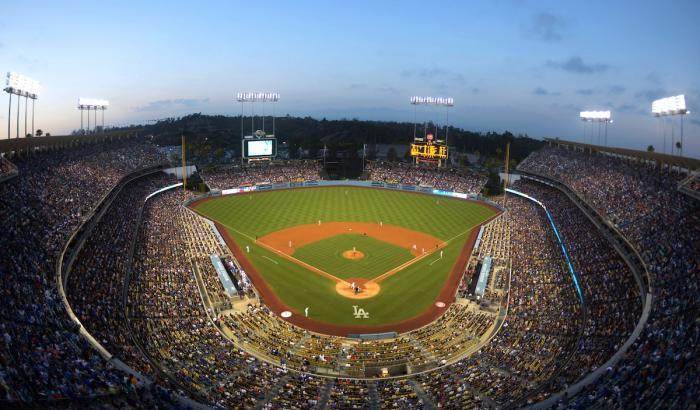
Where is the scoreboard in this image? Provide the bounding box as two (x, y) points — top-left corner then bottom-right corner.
(242, 137), (277, 159)
(410, 143), (448, 159)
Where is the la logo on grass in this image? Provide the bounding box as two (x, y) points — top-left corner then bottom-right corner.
(353, 305), (369, 319)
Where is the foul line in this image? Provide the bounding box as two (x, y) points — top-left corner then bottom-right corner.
(428, 257), (442, 266)
(262, 255), (279, 265)
(220, 220), (482, 287)
(373, 221), (483, 284)
(220, 222), (346, 285)
(444, 222), (482, 244)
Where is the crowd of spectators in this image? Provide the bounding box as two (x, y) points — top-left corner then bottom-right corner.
(0, 139), (170, 406)
(3, 138), (693, 408)
(518, 146), (699, 408)
(366, 161), (487, 193)
(201, 161), (321, 189)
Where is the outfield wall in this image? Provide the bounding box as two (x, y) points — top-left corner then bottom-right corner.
(189, 179), (504, 212)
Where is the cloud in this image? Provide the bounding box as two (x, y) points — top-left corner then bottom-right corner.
(547, 56), (610, 74)
(634, 89), (667, 102)
(349, 83), (364, 89)
(690, 118), (700, 127)
(576, 89), (594, 96)
(530, 12), (565, 41)
(645, 72), (662, 85)
(135, 98), (209, 112)
(608, 85), (626, 95)
(471, 88), (480, 94)
(616, 103), (640, 113)
(533, 87), (553, 96)
(376, 85), (398, 94)
(604, 101), (645, 115)
(401, 68), (465, 85)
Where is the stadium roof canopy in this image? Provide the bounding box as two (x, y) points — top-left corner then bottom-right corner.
(544, 138), (700, 170)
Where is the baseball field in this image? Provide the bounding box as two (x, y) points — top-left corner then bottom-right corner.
(191, 186), (498, 335)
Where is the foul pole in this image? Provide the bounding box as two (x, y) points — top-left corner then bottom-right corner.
(182, 135), (187, 193)
(503, 142), (510, 204)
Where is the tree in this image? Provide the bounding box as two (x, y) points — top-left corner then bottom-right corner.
(647, 145), (655, 152)
(35, 129), (43, 137)
(675, 141), (682, 153)
(45, 133), (51, 137)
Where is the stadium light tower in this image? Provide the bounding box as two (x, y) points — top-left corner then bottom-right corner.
(410, 96), (454, 144)
(579, 110), (612, 146)
(652, 95), (689, 156)
(78, 98), (109, 134)
(236, 92), (280, 137)
(4, 72), (40, 139)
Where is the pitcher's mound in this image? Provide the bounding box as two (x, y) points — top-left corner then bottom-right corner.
(342, 249), (365, 260)
(336, 278), (380, 299)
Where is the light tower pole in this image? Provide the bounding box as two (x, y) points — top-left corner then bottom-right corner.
(652, 95), (689, 157)
(580, 111), (612, 146)
(78, 98), (109, 134)
(236, 92), (280, 160)
(4, 72), (40, 139)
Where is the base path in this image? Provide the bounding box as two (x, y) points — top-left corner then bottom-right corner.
(258, 221), (443, 258)
(258, 222), (445, 298)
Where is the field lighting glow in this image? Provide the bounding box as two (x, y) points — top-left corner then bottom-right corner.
(410, 96), (454, 106)
(5, 72), (40, 97)
(580, 110), (611, 121)
(78, 98), (110, 108)
(236, 92), (280, 102)
(652, 95), (687, 116)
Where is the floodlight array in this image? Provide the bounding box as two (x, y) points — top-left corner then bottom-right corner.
(5, 72), (40, 98)
(410, 96), (454, 106)
(236, 92), (280, 102)
(652, 94), (687, 116)
(580, 110), (611, 122)
(78, 98), (109, 109)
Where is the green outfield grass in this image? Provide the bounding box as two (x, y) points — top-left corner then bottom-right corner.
(292, 234), (414, 280)
(193, 186), (497, 328)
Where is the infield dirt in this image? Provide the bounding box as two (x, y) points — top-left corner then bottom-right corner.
(258, 222), (443, 258)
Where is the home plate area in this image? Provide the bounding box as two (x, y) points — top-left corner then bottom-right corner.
(335, 277), (380, 299)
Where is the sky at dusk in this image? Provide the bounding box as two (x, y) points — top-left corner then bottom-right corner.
(1, 0), (699, 157)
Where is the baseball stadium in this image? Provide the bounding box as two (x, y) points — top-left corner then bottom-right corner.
(1, 128), (697, 409)
(1, 2), (699, 410)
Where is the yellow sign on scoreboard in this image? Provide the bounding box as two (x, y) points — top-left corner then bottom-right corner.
(410, 143), (448, 159)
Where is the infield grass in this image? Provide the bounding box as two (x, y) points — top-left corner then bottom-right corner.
(292, 234), (414, 280)
(193, 186), (497, 328)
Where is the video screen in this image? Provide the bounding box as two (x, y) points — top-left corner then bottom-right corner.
(246, 139), (273, 157)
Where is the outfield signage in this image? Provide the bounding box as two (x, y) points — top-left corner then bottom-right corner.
(432, 189), (468, 200)
(217, 180), (476, 198)
(222, 186), (258, 196)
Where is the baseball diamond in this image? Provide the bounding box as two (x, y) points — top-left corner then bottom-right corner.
(191, 186), (499, 335)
